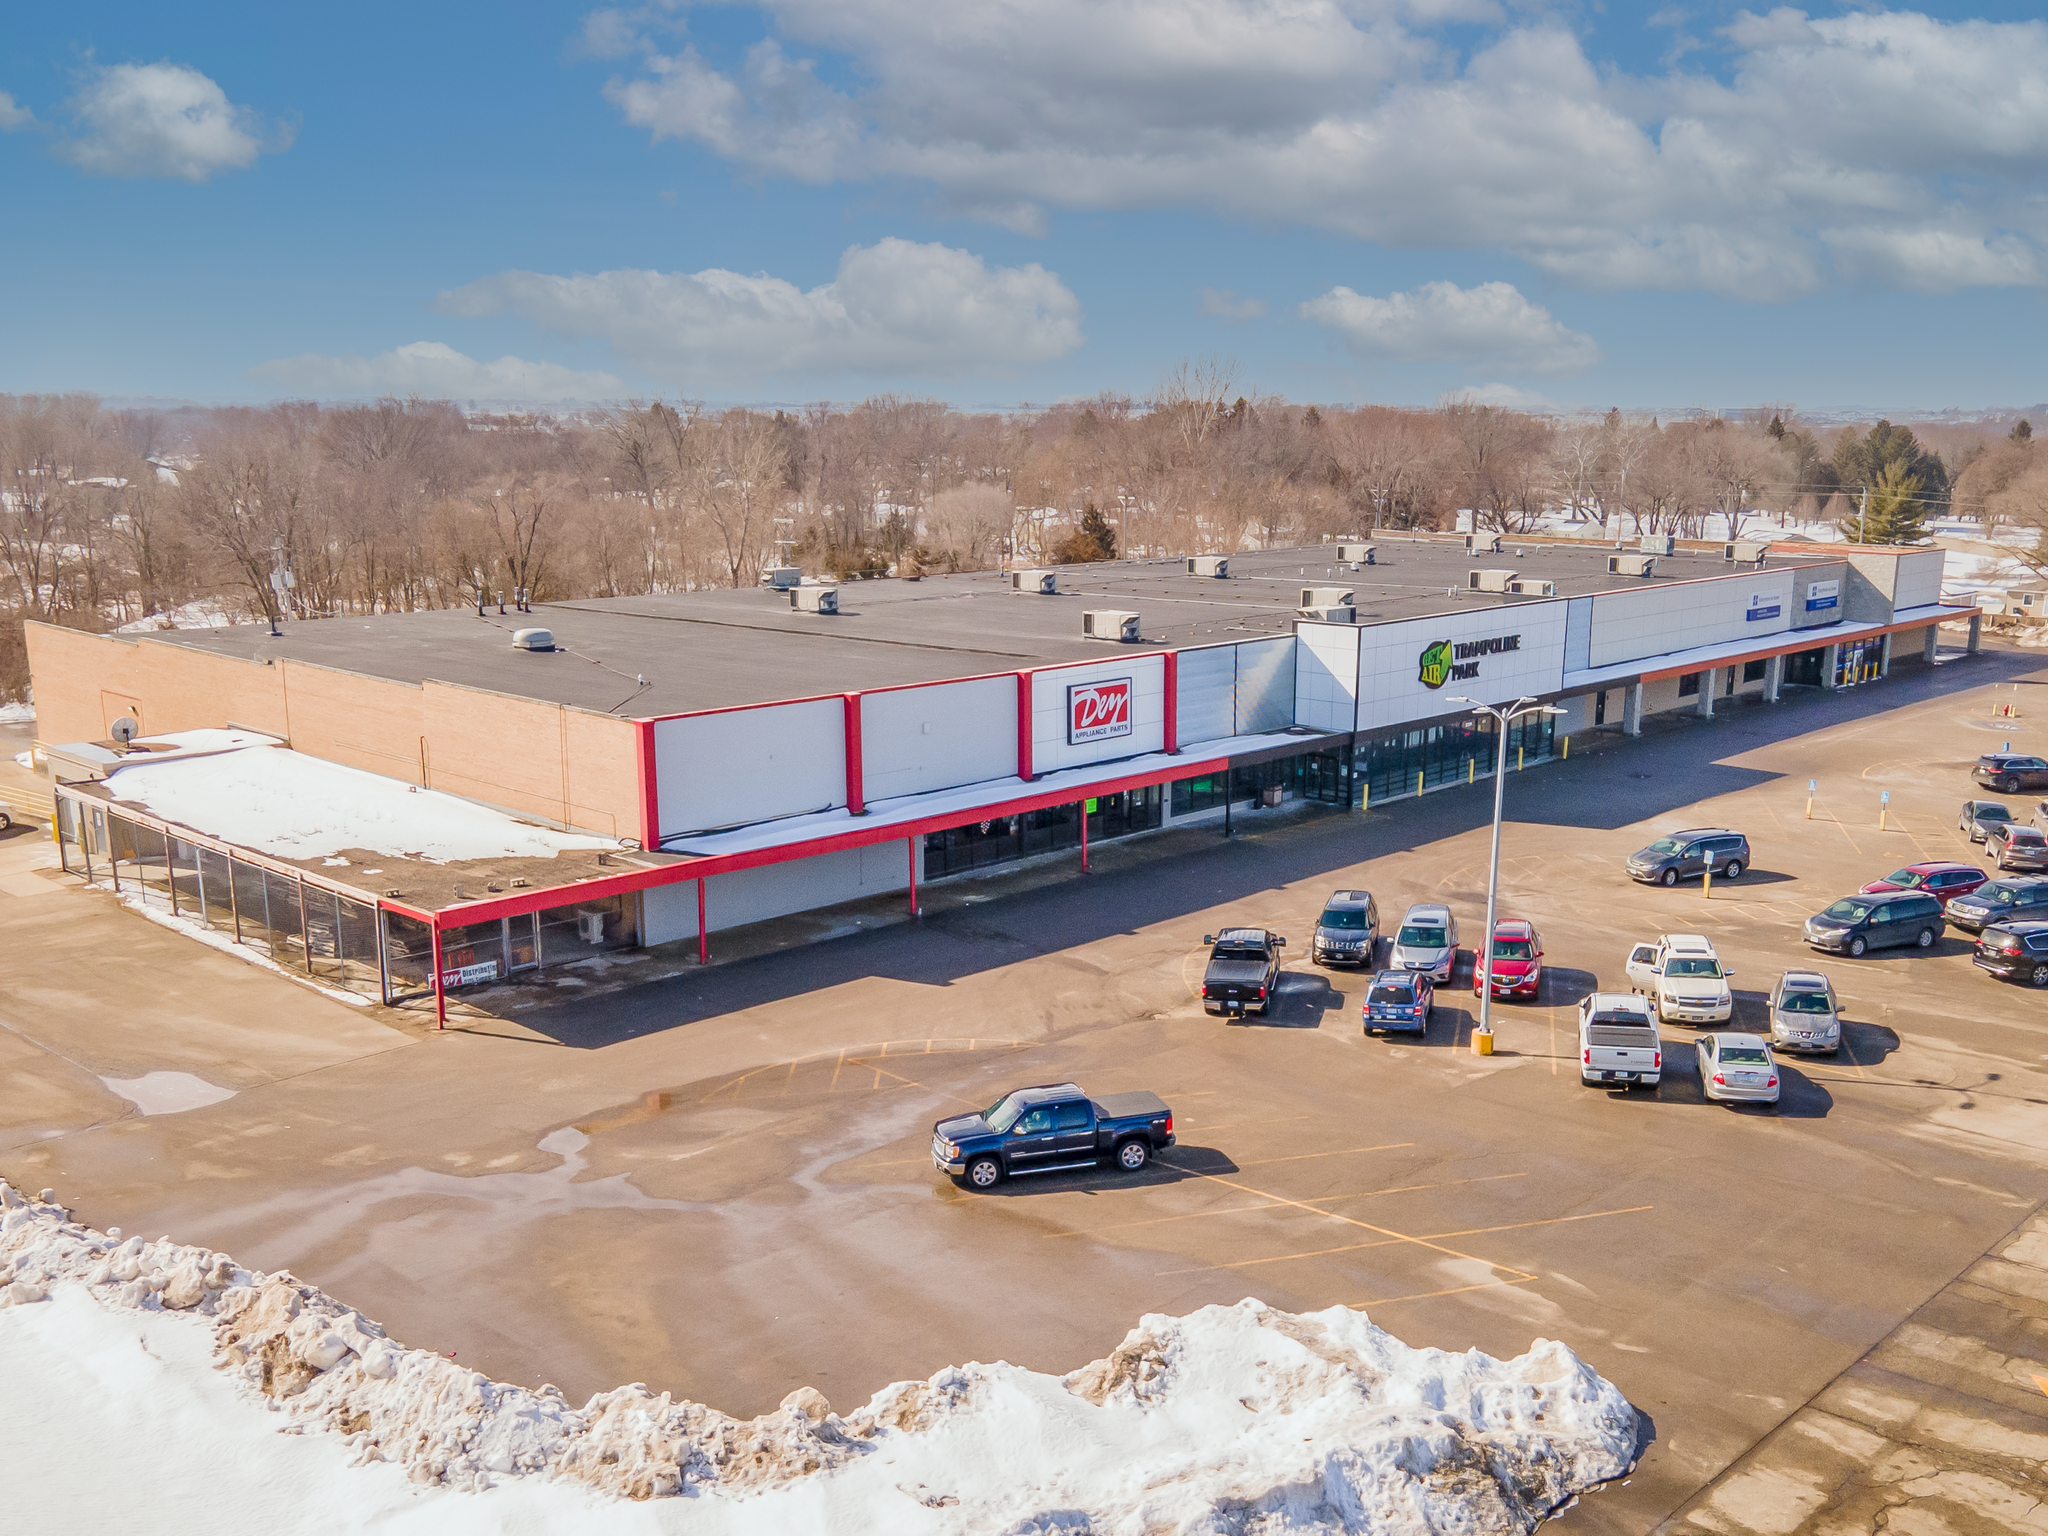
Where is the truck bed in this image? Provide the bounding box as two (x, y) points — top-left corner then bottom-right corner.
(1094, 1091), (1170, 1121)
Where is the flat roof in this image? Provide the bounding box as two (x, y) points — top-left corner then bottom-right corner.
(140, 539), (1841, 718)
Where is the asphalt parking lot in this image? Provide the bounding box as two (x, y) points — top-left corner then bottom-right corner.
(8, 648), (2048, 1533)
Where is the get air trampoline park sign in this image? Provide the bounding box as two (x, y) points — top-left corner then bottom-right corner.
(1067, 676), (1133, 743)
(1419, 633), (1522, 690)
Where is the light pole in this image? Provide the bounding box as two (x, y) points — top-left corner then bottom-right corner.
(1448, 694), (1566, 1049)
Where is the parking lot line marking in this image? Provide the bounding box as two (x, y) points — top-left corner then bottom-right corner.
(1155, 1205), (1651, 1276)
(1355, 1277), (1539, 1308)
(1043, 1173), (1532, 1240)
(1236, 1142), (1414, 1167)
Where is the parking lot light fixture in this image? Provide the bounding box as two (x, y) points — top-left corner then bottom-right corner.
(1448, 696), (1566, 1045)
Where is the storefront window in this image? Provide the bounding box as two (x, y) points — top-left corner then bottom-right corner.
(1357, 714), (1552, 804)
(382, 911), (435, 1000)
(439, 918), (506, 989)
(538, 893), (638, 965)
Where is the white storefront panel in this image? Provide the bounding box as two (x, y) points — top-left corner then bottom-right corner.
(1294, 624), (1361, 733)
(1174, 644), (1237, 747)
(1587, 577), (1790, 670)
(643, 841), (914, 941)
(652, 697), (846, 839)
(1354, 603), (1569, 733)
(861, 676), (1017, 801)
(1029, 654), (1167, 774)
(1235, 636), (1296, 734)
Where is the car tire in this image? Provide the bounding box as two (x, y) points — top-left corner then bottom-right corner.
(965, 1156), (1003, 1190)
(1723, 860), (1743, 880)
(2000, 775), (2019, 793)
(2031, 968), (2048, 989)
(1115, 1139), (1150, 1173)
(1661, 868), (1679, 887)
(1848, 935), (1867, 957)
(1916, 927), (1935, 949)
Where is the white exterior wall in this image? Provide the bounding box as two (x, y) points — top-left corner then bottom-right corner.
(861, 676), (1016, 801)
(1175, 644), (1238, 747)
(653, 697), (845, 839)
(1029, 654), (1167, 773)
(1354, 603), (1568, 732)
(1294, 624), (1360, 732)
(642, 840), (917, 941)
(1235, 637), (1296, 734)
(1893, 549), (1945, 611)
(1588, 576), (1790, 669)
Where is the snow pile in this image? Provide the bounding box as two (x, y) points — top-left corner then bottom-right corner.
(0, 699), (33, 725)
(104, 744), (619, 863)
(0, 1181), (1641, 1533)
(115, 599), (242, 633)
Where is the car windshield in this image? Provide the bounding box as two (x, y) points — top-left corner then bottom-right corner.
(1979, 805), (2013, 821)
(1320, 908), (1368, 930)
(1719, 1046), (1770, 1063)
(983, 1093), (1025, 1134)
(1646, 837), (1686, 854)
(1489, 939), (1534, 960)
(1823, 900), (1871, 921)
(1780, 990), (1832, 1013)
(1398, 925), (1447, 947)
(1368, 984), (1414, 1005)
(2014, 830), (2046, 845)
(1881, 869), (1926, 887)
(1665, 957), (1722, 978)
(1980, 884), (2020, 905)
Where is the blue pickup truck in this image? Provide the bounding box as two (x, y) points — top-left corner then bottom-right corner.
(932, 1082), (1176, 1190)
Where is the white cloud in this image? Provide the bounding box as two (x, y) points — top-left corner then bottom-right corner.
(0, 92), (34, 132)
(1197, 288), (1267, 322)
(247, 343), (623, 401)
(1441, 383), (1556, 411)
(436, 237), (1084, 383)
(593, 3), (2048, 298)
(1301, 280), (1601, 377)
(58, 62), (288, 181)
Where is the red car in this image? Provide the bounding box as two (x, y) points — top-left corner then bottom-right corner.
(1859, 861), (1987, 905)
(1474, 919), (1542, 999)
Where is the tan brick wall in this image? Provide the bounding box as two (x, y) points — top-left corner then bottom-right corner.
(25, 622), (643, 839)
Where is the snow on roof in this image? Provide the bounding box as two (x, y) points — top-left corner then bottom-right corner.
(104, 744), (619, 863)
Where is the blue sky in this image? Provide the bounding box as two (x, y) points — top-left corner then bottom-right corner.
(5, 1), (2047, 414)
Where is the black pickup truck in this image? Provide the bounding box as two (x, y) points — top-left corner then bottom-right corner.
(1201, 927), (1287, 1016)
(932, 1082), (1175, 1190)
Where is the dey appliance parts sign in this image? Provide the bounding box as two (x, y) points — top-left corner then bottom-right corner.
(1068, 676), (1133, 743)
(1419, 633), (1521, 690)
(1805, 579), (1839, 613)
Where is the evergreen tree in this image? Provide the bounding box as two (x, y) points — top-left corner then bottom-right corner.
(1052, 501), (1119, 564)
(2014, 419), (2034, 443)
(1840, 462), (1929, 544)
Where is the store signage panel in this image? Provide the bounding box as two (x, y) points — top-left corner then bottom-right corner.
(1745, 589), (1784, 623)
(1805, 580), (1839, 613)
(1067, 677), (1133, 743)
(1355, 603), (1569, 734)
(441, 960), (501, 988)
(1418, 633), (1522, 690)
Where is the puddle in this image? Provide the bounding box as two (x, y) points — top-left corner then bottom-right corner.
(99, 1071), (238, 1116)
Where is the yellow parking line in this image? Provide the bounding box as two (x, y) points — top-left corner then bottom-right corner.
(1155, 1204), (1651, 1276)
(1357, 1276), (1540, 1308)
(1237, 1141), (1414, 1167)
(1043, 1172), (1530, 1239)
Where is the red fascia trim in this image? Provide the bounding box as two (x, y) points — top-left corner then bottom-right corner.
(843, 693), (865, 815)
(1016, 670), (1034, 780)
(1635, 609), (1968, 684)
(637, 717), (660, 850)
(424, 860), (711, 926)
(633, 691), (848, 727)
(1163, 650), (1179, 754)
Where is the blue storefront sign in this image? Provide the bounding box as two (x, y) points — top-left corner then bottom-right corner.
(1745, 590), (1782, 622)
(1805, 579), (1839, 613)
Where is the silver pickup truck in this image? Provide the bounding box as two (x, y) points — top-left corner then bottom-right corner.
(1578, 992), (1662, 1090)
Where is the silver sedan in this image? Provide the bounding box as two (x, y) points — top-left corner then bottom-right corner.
(1697, 1033), (1781, 1106)
(1768, 970), (1841, 1055)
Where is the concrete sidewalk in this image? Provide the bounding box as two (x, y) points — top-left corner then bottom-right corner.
(1662, 1208), (2048, 1534)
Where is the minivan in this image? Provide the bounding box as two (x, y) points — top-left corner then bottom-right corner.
(1803, 892), (1944, 957)
(1626, 828), (1751, 886)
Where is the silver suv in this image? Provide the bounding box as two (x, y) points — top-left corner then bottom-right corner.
(1312, 889), (1379, 967)
(1390, 903), (1459, 983)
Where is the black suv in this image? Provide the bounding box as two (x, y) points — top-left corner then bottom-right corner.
(1627, 829), (1751, 886)
(1973, 754), (2048, 793)
(1974, 922), (2048, 987)
(1947, 877), (2048, 934)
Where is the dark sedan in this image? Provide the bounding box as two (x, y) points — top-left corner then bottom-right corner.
(1959, 799), (2016, 843)
(1989, 823), (2048, 873)
(1947, 877), (2048, 934)
(1974, 922), (2048, 987)
(1973, 753), (2048, 794)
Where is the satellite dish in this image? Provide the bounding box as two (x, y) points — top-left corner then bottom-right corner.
(110, 716), (139, 744)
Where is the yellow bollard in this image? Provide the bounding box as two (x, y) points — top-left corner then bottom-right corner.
(1805, 796), (1813, 820)
(1880, 804), (1888, 831)
(1468, 758), (1474, 784)
(1417, 769), (1425, 798)
(1563, 735), (1570, 760)
(1472, 1030), (1494, 1056)
(1362, 782), (1370, 813)
(1518, 746), (1525, 772)
(1703, 865), (1713, 899)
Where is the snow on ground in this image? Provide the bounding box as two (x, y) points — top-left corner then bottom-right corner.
(98, 1071), (239, 1116)
(104, 744), (620, 863)
(0, 1182), (1642, 1534)
(115, 599), (242, 633)
(0, 700), (33, 724)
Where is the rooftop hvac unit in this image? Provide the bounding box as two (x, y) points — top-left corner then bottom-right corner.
(1298, 604), (1356, 623)
(1467, 568), (1519, 593)
(1466, 532), (1502, 555)
(1723, 540), (1768, 563)
(1010, 569), (1057, 594)
(789, 585), (839, 614)
(574, 908), (608, 944)
(1505, 578), (1556, 597)
(1608, 553), (1657, 577)
(510, 627), (555, 651)
(1186, 554), (1230, 577)
(1639, 533), (1676, 556)
(1334, 540), (1376, 564)
(1300, 586), (1355, 608)
(760, 566), (802, 590)
(1083, 609), (1142, 642)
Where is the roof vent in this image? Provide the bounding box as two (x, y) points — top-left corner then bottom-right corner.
(1468, 569), (1518, 593)
(1608, 553), (1657, 577)
(1083, 609), (1142, 641)
(1298, 604), (1356, 623)
(1010, 569), (1057, 594)
(1334, 541), (1376, 564)
(1186, 555), (1229, 577)
(790, 586), (839, 614)
(1724, 540), (1767, 563)
(1505, 578), (1556, 597)
(760, 566), (802, 590)
(511, 628), (555, 651)
(1466, 532), (1502, 555)
(1639, 533), (1676, 556)
(1301, 586), (1355, 608)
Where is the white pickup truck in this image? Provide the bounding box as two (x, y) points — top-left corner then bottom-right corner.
(1625, 933), (1735, 1025)
(1578, 992), (1662, 1089)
